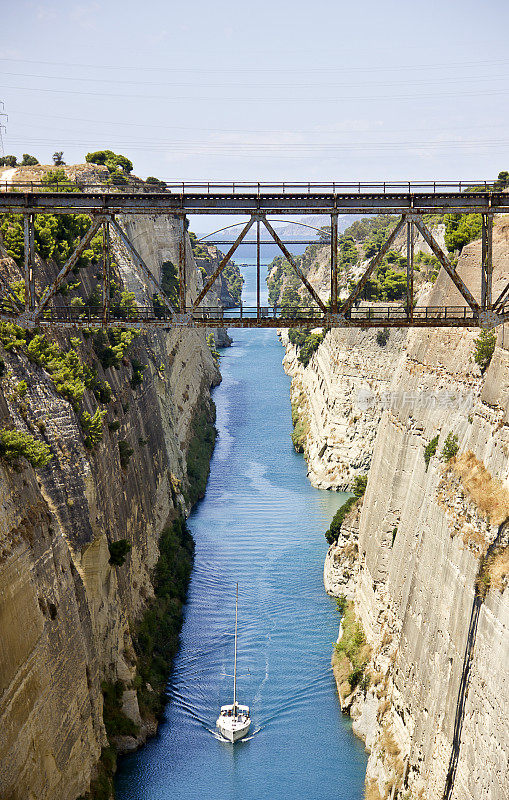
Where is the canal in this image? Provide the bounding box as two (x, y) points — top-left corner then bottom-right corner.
(115, 262), (367, 800)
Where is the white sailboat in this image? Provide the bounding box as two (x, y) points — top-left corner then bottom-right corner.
(216, 583), (251, 743)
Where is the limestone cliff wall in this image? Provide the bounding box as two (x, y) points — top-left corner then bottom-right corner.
(0, 182), (221, 800)
(292, 218), (509, 799)
(279, 224), (444, 491)
(283, 327), (407, 489)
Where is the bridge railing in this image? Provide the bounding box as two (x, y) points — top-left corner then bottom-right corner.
(0, 180), (499, 195)
(0, 303), (479, 325)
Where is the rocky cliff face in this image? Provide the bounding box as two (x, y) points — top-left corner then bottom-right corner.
(283, 326), (407, 489)
(288, 217), (509, 799)
(0, 168), (223, 800)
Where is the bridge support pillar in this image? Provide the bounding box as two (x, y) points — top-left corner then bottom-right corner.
(178, 216), (187, 313)
(256, 218), (261, 320)
(331, 213), (338, 312)
(406, 218), (414, 321)
(102, 220), (110, 326)
(481, 214), (493, 310)
(23, 213), (36, 311)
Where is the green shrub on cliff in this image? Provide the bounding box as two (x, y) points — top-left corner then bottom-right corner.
(0, 155), (17, 167)
(118, 439), (134, 469)
(93, 328), (139, 370)
(21, 153), (39, 166)
(27, 334), (87, 406)
(325, 496), (357, 545)
(288, 328), (307, 348)
(134, 518), (195, 717)
(101, 680), (139, 737)
(130, 358), (146, 388)
(424, 435), (439, 470)
(77, 747), (116, 800)
(291, 415), (309, 452)
(494, 170), (509, 191)
(334, 603), (370, 691)
(160, 260), (180, 310)
(0, 427), (52, 468)
(376, 329), (390, 347)
(352, 474), (368, 497)
(206, 334), (220, 362)
(81, 408), (107, 449)
(441, 432), (459, 462)
(108, 539), (132, 566)
(336, 594), (347, 614)
(186, 399), (217, 505)
(473, 329), (496, 372)
(145, 176), (166, 188)
(288, 327), (326, 367)
(290, 397), (309, 453)
(298, 331), (325, 366)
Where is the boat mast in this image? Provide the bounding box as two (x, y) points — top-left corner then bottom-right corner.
(233, 582), (238, 711)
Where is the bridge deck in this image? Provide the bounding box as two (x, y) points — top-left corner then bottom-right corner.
(4, 304), (494, 330)
(0, 182), (508, 215)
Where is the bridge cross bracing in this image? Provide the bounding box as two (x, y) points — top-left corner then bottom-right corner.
(0, 180), (508, 331)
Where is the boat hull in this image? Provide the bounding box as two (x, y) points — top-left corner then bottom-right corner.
(216, 717), (250, 743)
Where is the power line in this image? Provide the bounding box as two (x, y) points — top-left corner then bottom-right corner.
(12, 109), (509, 137)
(1, 55), (509, 74)
(5, 134), (509, 156)
(0, 101), (7, 157)
(1, 69), (507, 90)
(2, 83), (509, 102)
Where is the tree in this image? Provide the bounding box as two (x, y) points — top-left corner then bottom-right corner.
(21, 154), (39, 166)
(380, 269), (407, 300)
(86, 150), (133, 174)
(494, 171), (509, 191)
(424, 435), (439, 470)
(108, 539), (131, 566)
(0, 155), (17, 167)
(352, 474), (368, 497)
(325, 496), (357, 544)
(85, 150), (110, 165)
(339, 235), (358, 269)
(53, 151), (65, 165)
(145, 176), (166, 188)
(441, 432), (459, 462)
(444, 213), (482, 253)
(0, 428), (52, 467)
(473, 329), (496, 372)
(281, 284), (301, 311)
(112, 153), (133, 173)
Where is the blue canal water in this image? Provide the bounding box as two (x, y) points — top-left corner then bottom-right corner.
(115, 263), (367, 800)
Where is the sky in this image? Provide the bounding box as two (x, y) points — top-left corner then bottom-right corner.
(1, 0), (509, 191)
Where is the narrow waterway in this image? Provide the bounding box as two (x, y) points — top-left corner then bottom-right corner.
(115, 262), (367, 799)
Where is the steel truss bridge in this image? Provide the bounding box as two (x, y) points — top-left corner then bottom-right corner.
(0, 180), (508, 331)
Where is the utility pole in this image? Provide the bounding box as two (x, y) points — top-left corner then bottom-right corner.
(0, 102), (8, 157)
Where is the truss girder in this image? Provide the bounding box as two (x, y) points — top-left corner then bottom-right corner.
(0, 195), (501, 331)
(30, 216), (106, 322)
